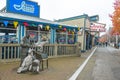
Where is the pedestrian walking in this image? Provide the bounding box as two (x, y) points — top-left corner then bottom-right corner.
(105, 41), (108, 47)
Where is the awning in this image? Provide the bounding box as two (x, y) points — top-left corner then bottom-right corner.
(0, 12), (77, 29)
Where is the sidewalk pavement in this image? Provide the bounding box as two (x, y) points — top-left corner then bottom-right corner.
(77, 46), (120, 80)
(0, 48), (95, 80)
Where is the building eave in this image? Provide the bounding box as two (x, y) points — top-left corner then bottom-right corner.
(0, 12), (77, 29)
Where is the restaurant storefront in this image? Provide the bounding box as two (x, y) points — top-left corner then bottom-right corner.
(0, 0), (81, 61)
(0, 0), (79, 44)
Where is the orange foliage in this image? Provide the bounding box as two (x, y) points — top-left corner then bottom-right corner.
(110, 0), (120, 35)
(99, 34), (107, 42)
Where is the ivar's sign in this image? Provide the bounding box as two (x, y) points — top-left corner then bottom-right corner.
(6, 0), (40, 17)
(14, 1), (34, 13)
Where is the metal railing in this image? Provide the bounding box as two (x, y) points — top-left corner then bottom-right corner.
(0, 44), (20, 62)
(0, 43), (81, 62)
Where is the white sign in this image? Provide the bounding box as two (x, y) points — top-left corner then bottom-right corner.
(90, 22), (106, 32)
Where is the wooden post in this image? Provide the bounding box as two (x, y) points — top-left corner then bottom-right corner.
(0, 46), (2, 60)
(54, 44), (58, 57)
(76, 43), (81, 56)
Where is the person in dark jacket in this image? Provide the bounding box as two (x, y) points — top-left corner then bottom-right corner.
(20, 35), (31, 66)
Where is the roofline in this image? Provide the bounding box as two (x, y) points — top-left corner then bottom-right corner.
(89, 15), (99, 22)
(89, 15), (99, 18)
(55, 14), (89, 22)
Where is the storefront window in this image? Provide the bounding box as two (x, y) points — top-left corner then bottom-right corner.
(56, 32), (66, 44)
(0, 28), (17, 44)
(26, 30), (38, 43)
(0, 22), (18, 43)
(26, 30), (50, 44)
(68, 34), (75, 44)
(40, 31), (50, 42)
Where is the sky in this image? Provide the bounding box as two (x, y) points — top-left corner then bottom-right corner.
(0, 0), (115, 33)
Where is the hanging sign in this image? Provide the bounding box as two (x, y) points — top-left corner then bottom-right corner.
(6, 0), (40, 17)
(13, 21), (18, 28)
(3, 21), (8, 27)
(90, 22), (106, 32)
(59, 25), (62, 28)
(46, 25), (50, 30)
(63, 28), (66, 31)
(23, 22), (29, 27)
(78, 27), (80, 30)
(38, 24), (43, 29)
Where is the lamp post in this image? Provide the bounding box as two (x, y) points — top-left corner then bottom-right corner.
(116, 33), (118, 44)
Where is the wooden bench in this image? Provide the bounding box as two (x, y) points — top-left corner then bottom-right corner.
(40, 53), (48, 70)
(35, 52), (48, 71)
(41, 58), (48, 70)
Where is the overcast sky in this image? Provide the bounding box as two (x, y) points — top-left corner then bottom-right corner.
(0, 0), (114, 32)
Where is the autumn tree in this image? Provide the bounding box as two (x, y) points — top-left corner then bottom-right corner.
(99, 34), (107, 43)
(110, 0), (120, 35)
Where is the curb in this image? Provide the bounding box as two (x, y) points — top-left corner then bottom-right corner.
(68, 47), (97, 80)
